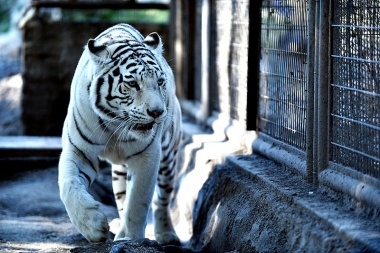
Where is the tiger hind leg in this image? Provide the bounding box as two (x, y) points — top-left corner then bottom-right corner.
(153, 150), (181, 245)
(112, 164), (127, 215)
(111, 164), (129, 239)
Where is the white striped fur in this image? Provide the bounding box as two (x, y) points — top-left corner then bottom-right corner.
(58, 24), (182, 244)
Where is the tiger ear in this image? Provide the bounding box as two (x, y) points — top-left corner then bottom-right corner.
(87, 39), (109, 63)
(143, 32), (163, 54)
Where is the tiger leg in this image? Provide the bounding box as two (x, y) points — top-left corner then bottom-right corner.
(153, 148), (180, 245)
(58, 150), (109, 242)
(112, 164), (127, 219)
(114, 149), (160, 241)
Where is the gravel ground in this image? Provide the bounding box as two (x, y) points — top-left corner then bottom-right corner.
(0, 167), (195, 253)
(0, 167), (92, 252)
(0, 166), (125, 252)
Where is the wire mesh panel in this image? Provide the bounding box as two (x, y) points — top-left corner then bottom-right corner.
(331, 0), (380, 179)
(259, 0), (308, 150)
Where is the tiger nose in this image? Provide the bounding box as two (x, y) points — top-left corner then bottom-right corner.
(147, 108), (164, 119)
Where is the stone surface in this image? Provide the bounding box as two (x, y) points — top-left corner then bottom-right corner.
(190, 154), (380, 252)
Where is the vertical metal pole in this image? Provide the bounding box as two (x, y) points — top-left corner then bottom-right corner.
(317, 0), (331, 177)
(313, 0), (320, 186)
(170, 0), (183, 99)
(247, 0), (262, 131)
(306, 0), (316, 184)
(201, 0), (210, 122)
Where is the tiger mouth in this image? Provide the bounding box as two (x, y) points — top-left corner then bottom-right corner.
(133, 122), (155, 131)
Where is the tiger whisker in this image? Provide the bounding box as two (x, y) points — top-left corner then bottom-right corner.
(89, 110), (126, 142)
(114, 119), (132, 151)
(104, 114), (128, 150)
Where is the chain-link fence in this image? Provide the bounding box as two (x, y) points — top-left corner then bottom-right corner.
(331, 0), (380, 179)
(259, 0), (380, 181)
(259, 0), (308, 151)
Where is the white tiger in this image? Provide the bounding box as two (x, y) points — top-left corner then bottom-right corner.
(58, 24), (182, 245)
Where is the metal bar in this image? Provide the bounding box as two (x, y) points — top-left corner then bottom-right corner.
(331, 24), (380, 30)
(331, 114), (380, 131)
(31, 0), (169, 9)
(259, 95), (306, 110)
(259, 118), (306, 136)
(331, 142), (380, 163)
(331, 54), (380, 64)
(260, 71), (305, 82)
(331, 83), (380, 98)
(263, 48), (307, 56)
(261, 24), (308, 29)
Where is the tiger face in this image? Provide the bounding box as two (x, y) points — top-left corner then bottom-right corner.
(86, 32), (168, 140)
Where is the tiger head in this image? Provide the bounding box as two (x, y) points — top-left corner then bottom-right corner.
(86, 30), (169, 140)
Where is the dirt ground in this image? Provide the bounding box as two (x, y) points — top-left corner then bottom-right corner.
(0, 166), (195, 253)
(0, 166), (116, 252)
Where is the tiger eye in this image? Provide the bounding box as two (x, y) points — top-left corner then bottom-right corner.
(158, 78), (165, 86)
(128, 81), (140, 90)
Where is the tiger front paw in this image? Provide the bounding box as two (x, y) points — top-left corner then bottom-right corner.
(66, 200), (110, 242)
(155, 231), (181, 246)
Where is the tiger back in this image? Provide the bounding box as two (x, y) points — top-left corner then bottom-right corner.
(58, 24), (182, 245)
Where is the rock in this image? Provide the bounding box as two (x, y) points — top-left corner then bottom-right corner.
(70, 238), (197, 253)
(70, 239), (164, 253)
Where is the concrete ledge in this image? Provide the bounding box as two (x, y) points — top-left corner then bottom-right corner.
(0, 136), (61, 158)
(0, 136), (62, 176)
(190, 153), (380, 252)
(252, 134), (307, 177)
(319, 168), (380, 209)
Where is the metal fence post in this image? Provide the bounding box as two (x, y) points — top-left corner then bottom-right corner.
(317, 0), (331, 176)
(306, 0), (316, 185)
(312, 0), (320, 186)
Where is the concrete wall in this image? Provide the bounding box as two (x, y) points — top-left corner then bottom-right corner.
(190, 156), (380, 252)
(173, 0), (249, 123)
(209, 0), (249, 122)
(171, 2), (380, 250)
